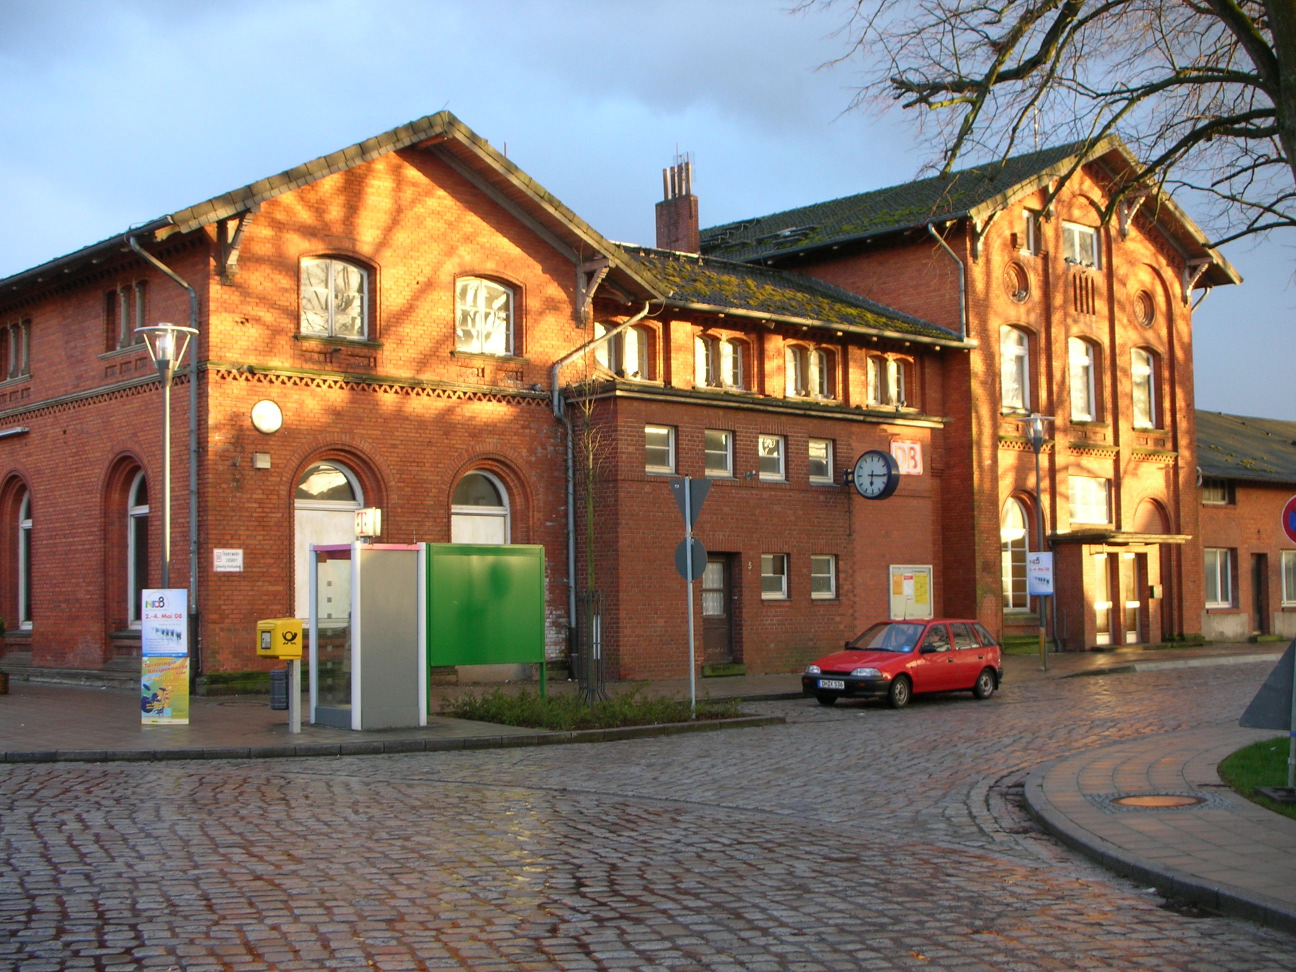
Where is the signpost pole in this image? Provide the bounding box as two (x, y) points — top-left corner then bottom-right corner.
(685, 476), (696, 718)
(1289, 646), (1295, 789)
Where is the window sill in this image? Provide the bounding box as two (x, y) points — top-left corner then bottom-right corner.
(99, 344), (149, 361)
(296, 334), (381, 350)
(451, 349), (528, 365)
(760, 595), (789, 602)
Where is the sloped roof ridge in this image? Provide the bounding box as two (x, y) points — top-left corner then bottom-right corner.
(1196, 409), (1296, 483)
(702, 137), (1096, 237)
(622, 243), (961, 343)
(628, 244), (944, 326)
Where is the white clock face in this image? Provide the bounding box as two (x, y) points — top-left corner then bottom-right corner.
(852, 450), (898, 499)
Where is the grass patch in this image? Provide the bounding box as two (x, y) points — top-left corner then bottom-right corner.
(1218, 737), (1296, 822)
(438, 687), (742, 731)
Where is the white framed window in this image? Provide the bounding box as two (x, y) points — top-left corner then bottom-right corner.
(301, 258), (368, 340)
(785, 345), (810, 397)
(1132, 348), (1157, 429)
(704, 429), (733, 478)
(696, 336), (746, 389)
(1000, 326), (1030, 411)
(813, 349), (835, 398)
(810, 555), (837, 600)
(1062, 222), (1100, 268)
(645, 425), (675, 474)
(1282, 551), (1296, 607)
(1021, 209), (1041, 255)
(761, 553), (788, 600)
(758, 434), (785, 481)
(808, 438), (834, 484)
(867, 355), (906, 406)
(1069, 476), (1111, 524)
(127, 472), (149, 626)
(1000, 497), (1029, 612)
(17, 491), (31, 630)
(1068, 338), (1097, 422)
(1201, 478), (1233, 505)
(451, 471), (510, 544)
(597, 322), (649, 378)
(455, 277), (513, 355)
(1205, 548), (1233, 608)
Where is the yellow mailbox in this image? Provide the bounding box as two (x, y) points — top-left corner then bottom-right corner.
(257, 617), (303, 660)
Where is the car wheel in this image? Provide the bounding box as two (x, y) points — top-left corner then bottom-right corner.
(887, 676), (911, 709)
(815, 693), (838, 706)
(973, 668), (996, 700)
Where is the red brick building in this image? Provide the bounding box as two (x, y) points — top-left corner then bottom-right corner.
(1196, 411), (1296, 642)
(0, 113), (1236, 686)
(701, 139), (1237, 651)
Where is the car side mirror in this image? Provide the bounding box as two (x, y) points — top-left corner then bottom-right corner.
(919, 644), (936, 655)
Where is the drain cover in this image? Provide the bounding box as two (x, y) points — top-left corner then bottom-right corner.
(1112, 794), (1205, 809)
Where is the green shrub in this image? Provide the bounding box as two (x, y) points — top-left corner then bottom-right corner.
(439, 687), (741, 731)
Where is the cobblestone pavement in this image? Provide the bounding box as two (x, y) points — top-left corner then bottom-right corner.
(2, 661), (1293, 971)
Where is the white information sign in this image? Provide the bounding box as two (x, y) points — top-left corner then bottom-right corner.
(1026, 552), (1054, 596)
(213, 548), (244, 572)
(890, 439), (923, 476)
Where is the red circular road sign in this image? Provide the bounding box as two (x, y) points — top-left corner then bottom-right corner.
(1283, 495), (1296, 544)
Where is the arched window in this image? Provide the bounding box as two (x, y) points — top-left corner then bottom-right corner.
(596, 322), (650, 379)
(785, 345), (810, 397)
(694, 335), (745, 389)
(294, 461), (363, 622)
(300, 257), (369, 339)
(451, 471), (510, 544)
(128, 473), (149, 626)
(17, 491), (30, 630)
(1068, 337), (1097, 422)
(1001, 498), (1029, 613)
(1000, 326), (1030, 411)
(813, 348), (836, 399)
(867, 355), (907, 406)
(1132, 348), (1158, 429)
(456, 277), (514, 355)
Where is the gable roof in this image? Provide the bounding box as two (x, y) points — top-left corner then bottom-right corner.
(1, 111), (665, 303)
(624, 246), (964, 346)
(700, 137), (1238, 288)
(1196, 410), (1296, 485)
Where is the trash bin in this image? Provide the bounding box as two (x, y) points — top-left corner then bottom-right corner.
(269, 667), (289, 710)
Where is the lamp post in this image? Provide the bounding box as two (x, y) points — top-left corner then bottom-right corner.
(1023, 413), (1054, 671)
(135, 324), (197, 589)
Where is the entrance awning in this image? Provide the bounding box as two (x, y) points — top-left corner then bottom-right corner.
(1049, 530), (1191, 546)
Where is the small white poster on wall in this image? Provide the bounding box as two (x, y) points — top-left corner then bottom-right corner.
(214, 549), (244, 572)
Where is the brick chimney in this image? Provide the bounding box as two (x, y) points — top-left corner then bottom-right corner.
(655, 158), (699, 253)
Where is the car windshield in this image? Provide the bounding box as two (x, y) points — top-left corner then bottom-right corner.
(847, 622), (924, 653)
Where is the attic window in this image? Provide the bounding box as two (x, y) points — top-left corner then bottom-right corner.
(1201, 478), (1233, 505)
(1062, 223), (1100, 268)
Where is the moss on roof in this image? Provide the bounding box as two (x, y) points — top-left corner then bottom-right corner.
(701, 141), (1091, 262)
(625, 246), (959, 342)
(1196, 411), (1296, 484)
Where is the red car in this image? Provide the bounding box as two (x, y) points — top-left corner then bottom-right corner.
(802, 619), (1003, 708)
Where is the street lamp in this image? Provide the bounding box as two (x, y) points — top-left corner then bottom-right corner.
(135, 323), (198, 589)
(1022, 413), (1054, 671)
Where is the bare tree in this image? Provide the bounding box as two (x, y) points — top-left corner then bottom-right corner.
(801, 0), (1296, 246)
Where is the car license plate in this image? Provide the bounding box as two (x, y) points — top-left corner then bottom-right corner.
(818, 679), (845, 690)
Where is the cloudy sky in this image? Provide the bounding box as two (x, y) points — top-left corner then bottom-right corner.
(1, 0), (1290, 418)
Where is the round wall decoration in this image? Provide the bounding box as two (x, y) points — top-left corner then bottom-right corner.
(251, 400), (283, 434)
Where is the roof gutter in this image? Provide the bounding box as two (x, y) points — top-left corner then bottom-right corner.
(127, 234), (202, 682)
(551, 301), (655, 639)
(927, 224), (966, 340)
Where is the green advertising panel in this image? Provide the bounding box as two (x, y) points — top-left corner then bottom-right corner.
(426, 543), (545, 667)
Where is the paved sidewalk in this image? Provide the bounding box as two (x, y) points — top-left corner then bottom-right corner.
(2, 642), (1293, 935)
